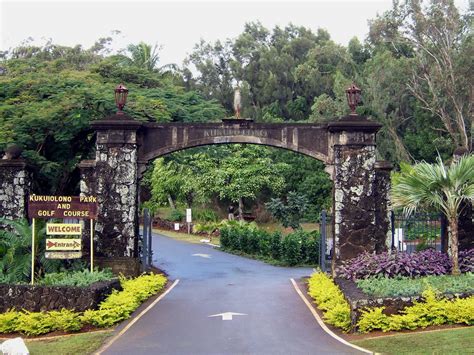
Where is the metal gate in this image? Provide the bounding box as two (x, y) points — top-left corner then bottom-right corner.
(390, 211), (447, 253)
(140, 208), (153, 271)
(319, 210), (333, 273)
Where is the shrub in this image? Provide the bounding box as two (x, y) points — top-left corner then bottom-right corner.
(84, 273), (167, 327)
(194, 209), (219, 222)
(38, 269), (114, 287)
(357, 289), (474, 333)
(356, 273), (474, 297)
(337, 250), (453, 280)
(460, 249), (474, 273)
(0, 273), (167, 335)
(308, 272), (351, 332)
(168, 209), (185, 222)
(0, 311), (19, 333)
(219, 223), (319, 266)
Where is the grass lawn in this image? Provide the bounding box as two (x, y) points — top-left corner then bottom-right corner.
(153, 228), (221, 246)
(25, 330), (113, 355)
(352, 327), (474, 354)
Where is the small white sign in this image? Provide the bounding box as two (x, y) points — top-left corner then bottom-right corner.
(186, 208), (192, 223)
(174, 223), (180, 231)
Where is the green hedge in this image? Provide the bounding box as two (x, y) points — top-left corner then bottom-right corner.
(0, 273), (167, 336)
(220, 223), (319, 266)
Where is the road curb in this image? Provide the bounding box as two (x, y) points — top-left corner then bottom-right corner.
(95, 279), (180, 355)
(290, 278), (373, 354)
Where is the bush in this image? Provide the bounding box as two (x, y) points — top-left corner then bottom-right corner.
(337, 250), (456, 280)
(38, 269), (115, 287)
(357, 289), (474, 333)
(219, 223), (319, 266)
(194, 209), (219, 222)
(0, 273), (167, 335)
(168, 209), (185, 222)
(308, 272), (351, 332)
(83, 273), (167, 327)
(460, 249), (474, 273)
(356, 273), (474, 297)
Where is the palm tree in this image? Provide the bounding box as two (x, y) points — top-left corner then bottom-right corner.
(126, 42), (161, 72)
(391, 155), (474, 275)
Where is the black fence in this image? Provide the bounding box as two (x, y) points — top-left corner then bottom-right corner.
(390, 211), (447, 253)
(139, 208), (153, 271)
(319, 210), (333, 272)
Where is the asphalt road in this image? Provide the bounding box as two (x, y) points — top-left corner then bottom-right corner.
(103, 233), (362, 355)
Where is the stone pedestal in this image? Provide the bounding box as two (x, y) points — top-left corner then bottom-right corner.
(328, 116), (384, 267)
(0, 159), (31, 220)
(90, 115), (142, 258)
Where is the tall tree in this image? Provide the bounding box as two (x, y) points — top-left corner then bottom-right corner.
(368, 0), (473, 153)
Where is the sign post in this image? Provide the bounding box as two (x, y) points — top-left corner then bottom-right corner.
(31, 218), (36, 285)
(28, 195), (98, 284)
(186, 208), (192, 235)
(90, 219), (94, 272)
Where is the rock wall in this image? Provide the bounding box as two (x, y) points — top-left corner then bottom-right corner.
(0, 279), (121, 312)
(0, 160), (30, 220)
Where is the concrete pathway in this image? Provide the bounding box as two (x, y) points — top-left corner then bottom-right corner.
(103, 233), (363, 354)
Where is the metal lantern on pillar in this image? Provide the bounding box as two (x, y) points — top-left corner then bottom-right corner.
(345, 83), (361, 115)
(114, 83), (129, 114)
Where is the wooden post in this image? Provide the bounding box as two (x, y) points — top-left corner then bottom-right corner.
(90, 219), (94, 272)
(31, 218), (36, 285)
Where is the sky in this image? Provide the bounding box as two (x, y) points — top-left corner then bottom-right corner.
(0, 0), (470, 66)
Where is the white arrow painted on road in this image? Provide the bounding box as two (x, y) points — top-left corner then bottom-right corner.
(192, 253), (211, 258)
(208, 312), (247, 321)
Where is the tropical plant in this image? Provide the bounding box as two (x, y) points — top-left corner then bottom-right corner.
(0, 218), (60, 283)
(391, 155), (474, 274)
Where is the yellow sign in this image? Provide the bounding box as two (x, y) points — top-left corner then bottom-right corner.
(46, 223), (82, 235)
(46, 238), (82, 251)
(45, 251), (82, 259)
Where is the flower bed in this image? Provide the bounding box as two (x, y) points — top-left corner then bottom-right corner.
(0, 273), (167, 336)
(308, 271), (474, 333)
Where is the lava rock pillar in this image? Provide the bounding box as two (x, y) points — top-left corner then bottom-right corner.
(328, 116), (385, 269)
(0, 159), (31, 221)
(89, 115), (142, 258)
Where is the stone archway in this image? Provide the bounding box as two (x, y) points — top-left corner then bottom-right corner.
(79, 114), (392, 267)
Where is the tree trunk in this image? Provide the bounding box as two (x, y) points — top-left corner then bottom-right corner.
(238, 197), (244, 221)
(448, 216), (460, 275)
(167, 194), (176, 210)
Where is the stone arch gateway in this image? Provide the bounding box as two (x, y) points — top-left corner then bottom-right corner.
(78, 114), (392, 269)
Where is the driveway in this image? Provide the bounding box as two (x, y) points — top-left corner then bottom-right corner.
(103, 233), (363, 354)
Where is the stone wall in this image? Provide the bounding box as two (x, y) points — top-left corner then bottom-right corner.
(0, 160), (30, 220)
(0, 279), (121, 312)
